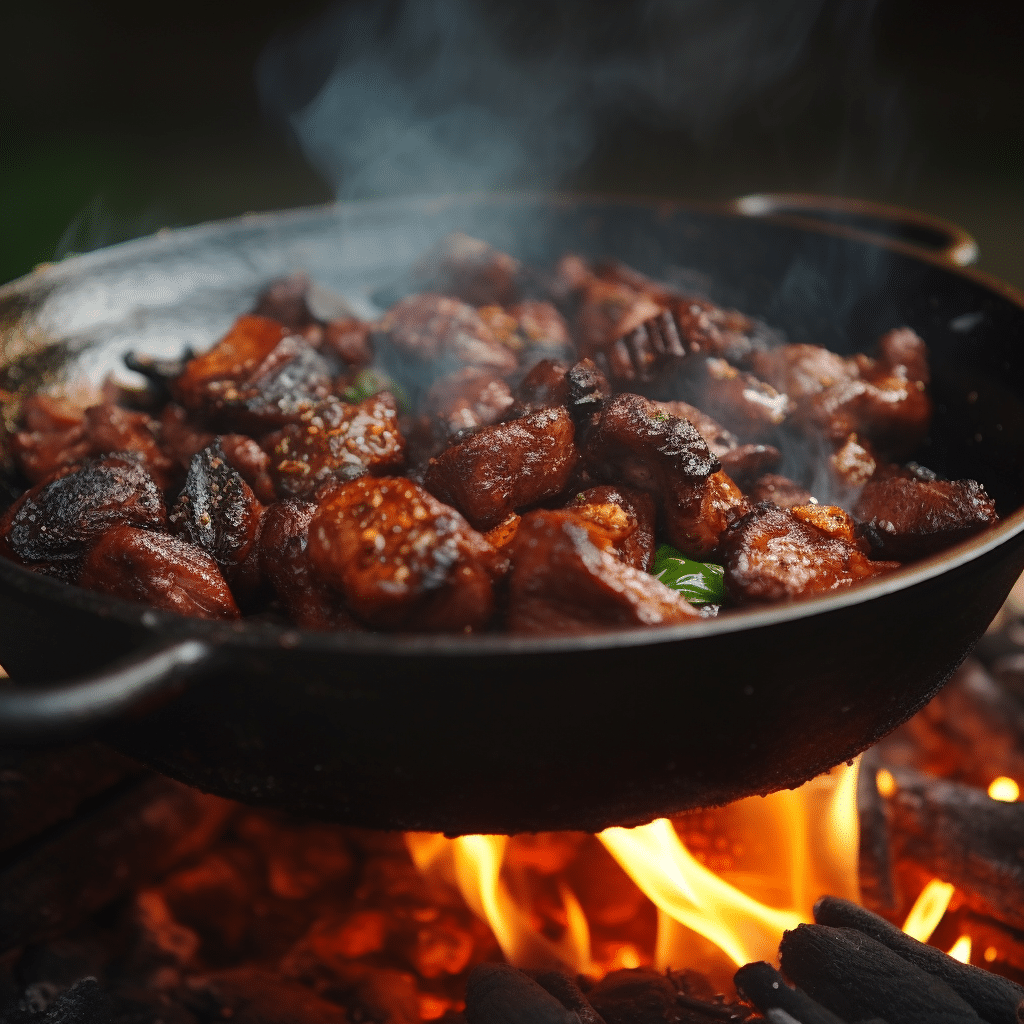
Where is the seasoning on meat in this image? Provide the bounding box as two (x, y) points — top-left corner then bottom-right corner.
(564, 485), (657, 571)
(307, 476), (506, 632)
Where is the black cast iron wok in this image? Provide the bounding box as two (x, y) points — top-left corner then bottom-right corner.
(1, 193), (1023, 836)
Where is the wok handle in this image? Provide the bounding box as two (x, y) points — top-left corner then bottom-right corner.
(0, 638), (219, 743)
(731, 193), (978, 267)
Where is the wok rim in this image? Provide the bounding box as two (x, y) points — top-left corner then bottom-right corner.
(2, 191), (1023, 662)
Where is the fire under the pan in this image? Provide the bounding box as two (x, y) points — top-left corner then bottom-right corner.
(2, 602), (1024, 1023)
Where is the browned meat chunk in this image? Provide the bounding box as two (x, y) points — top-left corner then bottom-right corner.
(159, 404), (215, 475)
(173, 315), (290, 412)
(376, 294), (517, 379)
(679, 357), (791, 440)
(424, 407), (579, 531)
(510, 301), (574, 359)
(219, 434), (277, 504)
(564, 485), (657, 571)
(0, 453), (166, 582)
(720, 502), (898, 604)
(829, 434), (878, 501)
(483, 512), (520, 550)
(745, 474), (813, 508)
(79, 526), (240, 619)
(506, 509), (700, 634)
(422, 368), (515, 439)
(665, 295), (760, 364)
(576, 279), (664, 368)
(169, 440), (264, 596)
(588, 310), (689, 388)
(9, 395), (91, 484)
(418, 232), (521, 307)
(853, 472), (998, 560)
(323, 317), (374, 368)
(82, 403), (176, 490)
(582, 392), (740, 557)
(252, 272), (318, 333)
(751, 331), (931, 458)
(307, 477), (506, 631)
(268, 394), (406, 500)
(516, 358), (571, 411)
(718, 445), (783, 488)
(258, 499), (359, 631)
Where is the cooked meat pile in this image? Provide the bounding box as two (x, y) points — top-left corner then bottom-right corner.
(0, 235), (999, 634)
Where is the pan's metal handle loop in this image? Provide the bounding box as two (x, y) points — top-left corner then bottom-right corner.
(731, 193), (978, 267)
(0, 638), (219, 743)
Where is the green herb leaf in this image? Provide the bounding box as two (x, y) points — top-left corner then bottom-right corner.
(343, 369), (410, 412)
(651, 544), (726, 605)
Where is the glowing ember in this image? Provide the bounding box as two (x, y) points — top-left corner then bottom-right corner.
(901, 879), (955, 943)
(988, 776), (1020, 802)
(875, 768), (897, 797)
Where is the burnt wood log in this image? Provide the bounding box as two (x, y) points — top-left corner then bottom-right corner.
(857, 747), (900, 915)
(465, 964), (577, 1024)
(533, 971), (607, 1024)
(883, 766), (1024, 931)
(814, 896), (1024, 1023)
(779, 924), (983, 1023)
(0, 776), (233, 952)
(734, 961), (851, 1024)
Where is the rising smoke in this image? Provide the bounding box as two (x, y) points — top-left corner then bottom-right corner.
(256, 0), (893, 200)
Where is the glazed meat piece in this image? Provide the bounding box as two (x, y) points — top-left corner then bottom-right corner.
(718, 445), (783, 488)
(82, 403), (176, 489)
(168, 440), (264, 597)
(422, 367), (515, 440)
(576, 279), (664, 367)
(829, 434), (878, 502)
(418, 232), (521, 307)
(79, 526), (240, 620)
(376, 294), (517, 382)
(652, 400), (738, 458)
(678, 357), (791, 440)
(424, 406), (579, 531)
(516, 358), (571, 411)
(323, 317), (374, 368)
(665, 295), (760, 364)
(218, 434), (277, 505)
(173, 315), (290, 413)
(268, 393), (406, 500)
(509, 300), (574, 360)
(506, 509), (700, 635)
(307, 476), (506, 631)
(720, 502), (898, 604)
(159, 404), (215, 475)
(258, 499), (359, 631)
(583, 393), (743, 558)
(854, 471), (998, 560)
(0, 453), (166, 582)
(564, 485), (657, 571)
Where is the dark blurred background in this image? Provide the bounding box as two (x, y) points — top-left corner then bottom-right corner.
(2, 0), (1020, 288)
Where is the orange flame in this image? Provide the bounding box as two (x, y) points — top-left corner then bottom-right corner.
(407, 759), (861, 976)
(901, 879), (954, 942)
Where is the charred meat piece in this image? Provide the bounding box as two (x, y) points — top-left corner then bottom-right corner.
(665, 468), (748, 561)
(423, 367), (515, 440)
(564, 485), (657, 571)
(666, 295), (760, 364)
(652, 399), (738, 458)
(307, 476), (506, 632)
(589, 309), (690, 389)
(267, 393), (406, 500)
(678, 357), (791, 440)
(219, 434), (277, 505)
(0, 453), (166, 582)
(424, 406), (579, 531)
(258, 499), (359, 631)
(79, 525), (240, 619)
(854, 472), (998, 560)
(718, 444), (783, 488)
(565, 358), (612, 427)
(375, 293), (517, 383)
(720, 502), (898, 605)
(576, 279), (664, 370)
(506, 509), (700, 635)
(169, 439), (264, 597)
(9, 395), (91, 484)
(746, 474), (813, 508)
(417, 232), (521, 307)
